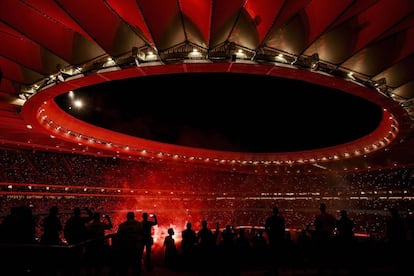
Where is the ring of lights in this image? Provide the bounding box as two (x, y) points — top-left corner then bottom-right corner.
(20, 62), (408, 174)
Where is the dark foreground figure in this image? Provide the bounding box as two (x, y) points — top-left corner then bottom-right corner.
(1, 234), (411, 276)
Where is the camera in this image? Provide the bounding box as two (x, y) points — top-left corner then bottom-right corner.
(149, 214), (154, 217)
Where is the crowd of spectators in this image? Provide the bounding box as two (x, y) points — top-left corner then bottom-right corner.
(1, 201), (413, 275)
(1, 147), (414, 242)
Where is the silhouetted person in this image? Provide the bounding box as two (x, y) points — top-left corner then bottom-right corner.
(385, 207), (408, 272)
(405, 209), (414, 243)
(235, 227), (253, 271)
(313, 203), (336, 270)
(62, 207), (93, 276)
(196, 219), (215, 270)
(265, 206), (286, 274)
(0, 206), (20, 243)
(336, 209), (355, 243)
(64, 206), (93, 245)
(197, 219), (214, 249)
(250, 228), (268, 269)
(40, 205), (62, 245)
(296, 224), (314, 269)
(1, 205), (36, 244)
(314, 203), (336, 244)
(386, 207), (407, 245)
(116, 211), (145, 276)
(85, 212), (113, 275)
(218, 224), (237, 274)
(0, 205), (36, 275)
(181, 221), (197, 270)
(213, 222), (222, 246)
(335, 209), (355, 269)
(141, 212), (157, 271)
(163, 227), (178, 270)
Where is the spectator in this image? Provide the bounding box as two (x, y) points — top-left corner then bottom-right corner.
(0, 206), (20, 243)
(141, 212), (158, 271)
(115, 211), (145, 276)
(386, 207), (407, 245)
(181, 221), (197, 270)
(218, 224), (237, 274)
(335, 209), (355, 243)
(0, 205), (36, 244)
(64, 207), (93, 245)
(314, 203), (336, 246)
(196, 219), (216, 270)
(235, 227), (252, 271)
(40, 205), (62, 245)
(163, 227), (178, 270)
(313, 203), (336, 271)
(335, 209), (356, 268)
(85, 212), (113, 275)
(264, 206), (286, 274)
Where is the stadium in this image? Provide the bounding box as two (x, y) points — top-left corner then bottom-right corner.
(1, 1), (414, 274)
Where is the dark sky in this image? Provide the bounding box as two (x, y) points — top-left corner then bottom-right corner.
(55, 72), (382, 153)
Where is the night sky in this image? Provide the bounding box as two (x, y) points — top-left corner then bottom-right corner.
(55, 72), (382, 153)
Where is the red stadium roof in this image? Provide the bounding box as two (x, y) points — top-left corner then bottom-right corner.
(1, 0), (414, 174)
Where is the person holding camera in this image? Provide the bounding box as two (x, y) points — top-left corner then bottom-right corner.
(141, 212), (158, 271)
(64, 206), (94, 245)
(85, 212), (113, 274)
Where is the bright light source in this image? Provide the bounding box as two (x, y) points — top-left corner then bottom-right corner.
(73, 99), (83, 108)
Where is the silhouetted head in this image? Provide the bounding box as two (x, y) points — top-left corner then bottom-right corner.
(74, 207), (81, 216)
(390, 207), (399, 217)
(93, 212), (101, 221)
(50, 206), (58, 215)
(142, 212), (148, 220)
(127, 211), (135, 220)
(319, 203), (327, 212)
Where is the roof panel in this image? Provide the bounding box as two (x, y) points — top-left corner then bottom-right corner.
(58, 0), (123, 53)
(0, 78), (18, 95)
(210, 0), (245, 47)
(244, 0), (284, 44)
(377, 55), (414, 89)
(381, 24), (414, 65)
(351, 0), (414, 54)
(271, 0), (310, 29)
(328, 0), (378, 30)
(379, 13), (414, 39)
(180, 0), (212, 47)
(0, 0), (75, 60)
(106, 0), (154, 46)
(303, 0), (353, 46)
(265, 14), (308, 54)
(0, 23), (43, 72)
(0, 57), (28, 83)
(26, 0), (93, 40)
(137, 0), (185, 50)
(229, 9), (260, 49)
(263, 0), (312, 52)
(394, 81), (414, 99)
(342, 29), (414, 76)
